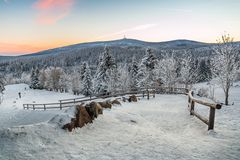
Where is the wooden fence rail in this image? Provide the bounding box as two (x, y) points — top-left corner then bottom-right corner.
(188, 91), (222, 130)
(23, 88), (157, 110)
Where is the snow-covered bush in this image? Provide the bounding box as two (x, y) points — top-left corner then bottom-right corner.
(197, 87), (209, 98)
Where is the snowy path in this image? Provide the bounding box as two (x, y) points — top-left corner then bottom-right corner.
(0, 84), (240, 160)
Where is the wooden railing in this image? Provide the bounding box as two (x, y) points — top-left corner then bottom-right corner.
(188, 91), (222, 130)
(23, 88), (157, 110)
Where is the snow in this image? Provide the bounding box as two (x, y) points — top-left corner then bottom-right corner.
(0, 83), (240, 160)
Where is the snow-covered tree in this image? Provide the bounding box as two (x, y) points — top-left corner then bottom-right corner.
(59, 71), (69, 92)
(157, 53), (178, 88)
(0, 74), (5, 94)
(82, 64), (93, 96)
(137, 48), (157, 88)
(108, 66), (121, 93)
(30, 68), (40, 89)
(118, 64), (131, 91)
(39, 69), (47, 89)
(197, 59), (212, 82)
(71, 71), (81, 95)
(80, 62), (87, 81)
(211, 34), (240, 105)
(143, 48), (158, 71)
(129, 56), (139, 90)
(179, 51), (199, 88)
(94, 47), (116, 94)
(45, 67), (66, 91)
(0, 74), (4, 104)
(137, 60), (147, 88)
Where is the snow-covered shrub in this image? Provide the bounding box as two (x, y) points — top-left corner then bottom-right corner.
(197, 87), (209, 98)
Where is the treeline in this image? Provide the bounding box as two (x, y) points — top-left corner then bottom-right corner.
(0, 45), (216, 77)
(25, 47), (213, 96)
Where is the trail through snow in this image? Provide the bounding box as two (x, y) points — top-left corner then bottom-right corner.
(0, 84), (240, 160)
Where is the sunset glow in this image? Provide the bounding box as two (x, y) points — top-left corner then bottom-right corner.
(1, 0), (240, 55)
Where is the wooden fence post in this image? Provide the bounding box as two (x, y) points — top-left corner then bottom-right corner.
(147, 89), (150, 100)
(33, 105), (35, 110)
(142, 91), (145, 98)
(208, 108), (215, 130)
(60, 102), (62, 110)
(153, 90), (155, 98)
(44, 104), (46, 110)
(190, 91), (195, 115)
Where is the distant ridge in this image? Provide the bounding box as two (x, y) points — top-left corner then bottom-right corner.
(1, 38), (239, 58)
(18, 38), (210, 57)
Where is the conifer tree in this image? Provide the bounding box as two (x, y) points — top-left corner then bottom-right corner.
(94, 47), (116, 94)
(80, 62), (87, 81)
(82, 64), (93, 96)
(30, 68), (40, 89)
(130, 56), (139, 90)
(137, 48), (157, 88)
(0, 74), (5, 94)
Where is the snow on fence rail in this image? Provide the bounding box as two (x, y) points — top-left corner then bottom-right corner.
(188, 91), (222, 130)
(23, 89), (157, 110)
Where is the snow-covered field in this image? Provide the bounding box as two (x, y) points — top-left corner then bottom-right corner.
(0, 83), (240, 160)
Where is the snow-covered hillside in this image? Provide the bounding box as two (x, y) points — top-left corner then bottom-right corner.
(0, 84), (240, 160)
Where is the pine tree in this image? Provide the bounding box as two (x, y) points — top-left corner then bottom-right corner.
(80, 62), (87, 81)
(137, 48), (157, 88)
(0, 74), (5, 94)
(0, 74), (4, 104)
(82, 64), (93, 96)
(137, 61), (147, 88)
(142, 48), (158, 71)
(129, 56), (139, 90)
(30, 68), (40, 89)
(94, 47), (116, 94)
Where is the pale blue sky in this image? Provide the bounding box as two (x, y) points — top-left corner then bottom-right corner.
(1, 0), (240, 55)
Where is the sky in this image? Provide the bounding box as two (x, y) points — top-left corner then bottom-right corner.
(0, 0), (240, 55)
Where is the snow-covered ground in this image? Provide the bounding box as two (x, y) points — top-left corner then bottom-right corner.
(0, 83), (240, 160)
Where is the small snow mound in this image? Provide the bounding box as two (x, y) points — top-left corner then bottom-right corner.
(48, 114), (74, 127)
(48, 107), (76, 126)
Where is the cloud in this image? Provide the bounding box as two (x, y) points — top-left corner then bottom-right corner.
(98, 24), (158, 39)
(33, 0), (74, 25)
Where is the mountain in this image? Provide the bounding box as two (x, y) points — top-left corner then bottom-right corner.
(20, 38), (210, 57)
(1, 38), (239, 76)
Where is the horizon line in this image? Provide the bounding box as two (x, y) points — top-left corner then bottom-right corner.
(0, 37), (238, 56)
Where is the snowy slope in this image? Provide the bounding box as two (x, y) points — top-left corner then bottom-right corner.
(0, 84), (240, 160)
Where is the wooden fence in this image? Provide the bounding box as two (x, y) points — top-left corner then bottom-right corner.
(23, 86), (222, 130)
(23, 88), (157, 110)
(188, 91), (222, 130)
